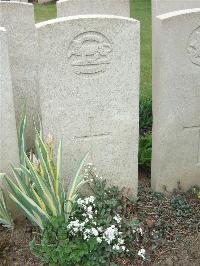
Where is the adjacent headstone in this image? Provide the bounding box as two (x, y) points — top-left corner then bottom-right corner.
(152, 0), (200, 19)
(38, 0), (53, 4)
(152, 9), (200, 191)
(0, 27), (19, 178)
(36, 15), (140, 195)
(57, 0), (130, 18)
(0, 0), (28, 2)
(0, 2), (40, 149)
(152, 0), (200, 78)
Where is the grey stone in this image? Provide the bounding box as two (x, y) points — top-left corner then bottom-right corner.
(0, 0), (28, 2)
(152, 0), (200, 83)
(0, 2), (40, 149)
(0, 27), (19, 179)
(38, 0), (53, 4)
(36, 15), (139, 196)
(152, 9), (200, 192)
(152, 0), (200, 18)
(57, 0), (130, 18)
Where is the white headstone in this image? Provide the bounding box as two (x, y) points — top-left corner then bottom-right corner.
(152, 9), (200, 191)
(0, 27), (19, 178)
(152, 0), (200, 18)
(0, 0), (28, 2)
(36, 15), (139, 195)
(57, 0), (130, 18)
(0, 2), (40, 149)
(38, 0), (53, 4)
(152, 0), (200, 81)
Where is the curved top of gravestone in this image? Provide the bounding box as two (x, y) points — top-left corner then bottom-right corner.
(157, 8), (200, 20)
(0, 1), (32, 6)
(36, 15), (138, 29)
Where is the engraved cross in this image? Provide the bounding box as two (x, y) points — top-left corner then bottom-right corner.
(74, 117), (110, 159)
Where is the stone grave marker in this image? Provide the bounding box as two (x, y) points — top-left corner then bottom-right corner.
(0, 27), (19, 179)
(57, 0), (130, 18)
(152, 0), (200, 86)
(0, 2), (40, 149)
(36, 15), (140, 195)
(152, 9), (200, 191)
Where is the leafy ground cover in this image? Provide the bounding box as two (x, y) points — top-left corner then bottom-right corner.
(0, 177), (199, 265)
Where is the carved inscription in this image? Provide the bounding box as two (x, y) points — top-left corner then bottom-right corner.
(68, 31), (113, 76)
(74, 116), (111, 160)
(187, 26), (200, 66)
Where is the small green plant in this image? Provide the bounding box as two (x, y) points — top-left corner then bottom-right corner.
(139, 97), (152, 170)
(139, 97), (152, 136)
(5, 113), (89, 231)
(0, 174), (13, 229)
(138, 133), (152, 169)
(30, 170), (145, 266)
(190, 186), (200, 199)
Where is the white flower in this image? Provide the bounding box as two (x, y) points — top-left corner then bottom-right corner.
(113, 214), (122, 224)
(138, 248), (146, 260)
(89, 196), (95, 203)
(98, 227), (103, 232)
(97, 237), (102, 243)
(121, 246), (126, 251)
(91, 228), (99, 236)
(113, 244), (120, 251)
(103, 225), (119, 244)
(118, 238), (124, 245)
(87, 206), (93, 213)
(137, 227), (143, 236)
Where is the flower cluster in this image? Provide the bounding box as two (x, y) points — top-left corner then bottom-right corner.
(138, 248), (146, 260)
(67, 196), (128, 252)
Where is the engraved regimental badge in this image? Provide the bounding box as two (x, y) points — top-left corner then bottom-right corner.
(68, 31), (113, 76)
(187, 26), (200, 66)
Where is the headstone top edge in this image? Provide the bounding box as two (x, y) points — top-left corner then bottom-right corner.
(157, 8), (200, 20)
(36, 15), (139, 29)
(0, 1), (33, 7)
(57, 0), (129, 2)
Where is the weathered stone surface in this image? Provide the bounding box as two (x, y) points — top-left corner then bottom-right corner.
(152, 0), (200, 18)
(38, 0), (53, 4)
(0, 0), (28, 2)
(0, 27), (19, 178)
(152, 9), (200, 192)
(0, 2), (40, 149)
(36, 15), (139, 195)
(57, 0), (130, 18)
(152, 0), (200, 77)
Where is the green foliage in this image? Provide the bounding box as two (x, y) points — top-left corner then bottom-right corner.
(30, 216), (107, 266)
(190, 186), (200, 199)
(34, 2), (56, 23)
(139, 97), (152, 169)
(138, 133), (152, 169)
(30, 175), (142, 265)
(0, 174), (13, 229)
(5, 113), (89, 231)
(139, 97), (152, 136)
